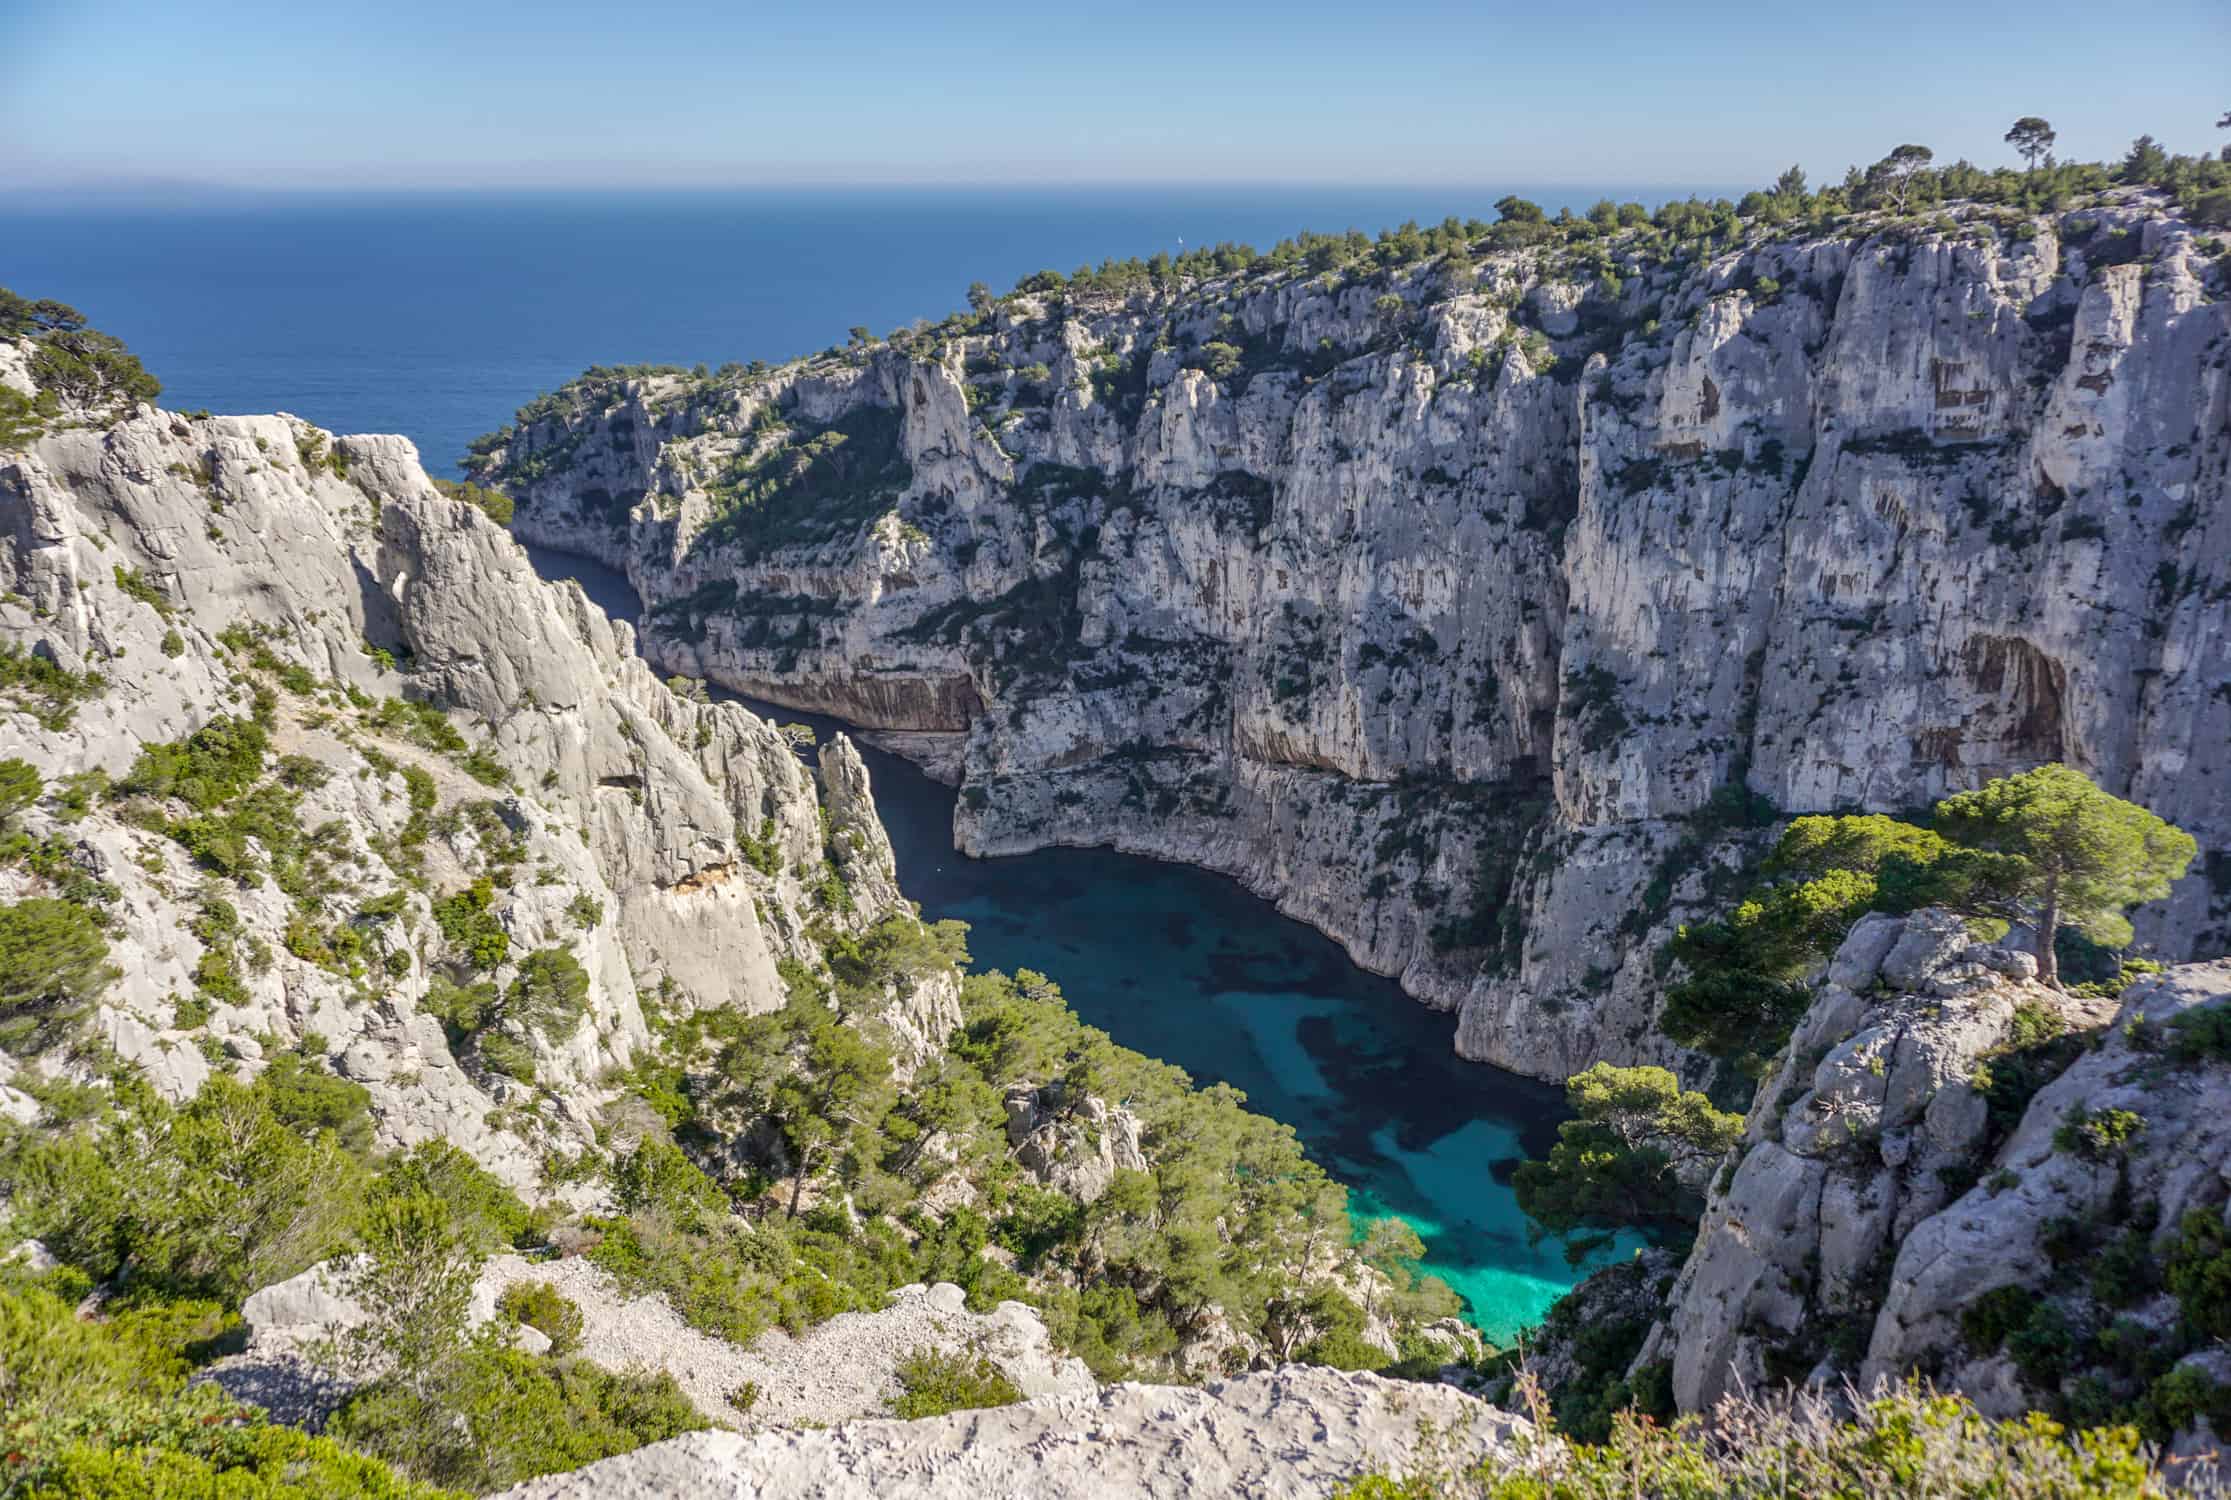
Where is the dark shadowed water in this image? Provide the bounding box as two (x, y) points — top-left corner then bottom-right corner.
(528, 545), (1625, 1338)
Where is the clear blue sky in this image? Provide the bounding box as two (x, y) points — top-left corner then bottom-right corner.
(3, 0), (2224, 190)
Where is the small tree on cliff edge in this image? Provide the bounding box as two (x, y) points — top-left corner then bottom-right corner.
(2005, 117), (2056, 172)
(1933, 764), (2197, 989)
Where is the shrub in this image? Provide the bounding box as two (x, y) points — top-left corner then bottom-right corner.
(887, 1344), (1021, 1419)
(0, 897), (117, 1053)
(507, 946), (591, 1041)
(497, 1281), (584, 1356)
(2054, 1106), (2146, 1162)
(1960, 1284), (2034, 1352)
(330, 1338), (703, 1492)
(431, 879), (509, 969)
(432, 478), (514, 526)
(119, 714), (270, 811)
(2166, 1002), (2231, 1062)
(0, 642), (107, 730)
(2166, 1210), (2231, 1341)
(1330, 1380), (2190, 1498)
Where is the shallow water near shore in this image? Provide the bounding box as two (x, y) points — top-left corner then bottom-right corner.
(528, 544), (1624, 1340)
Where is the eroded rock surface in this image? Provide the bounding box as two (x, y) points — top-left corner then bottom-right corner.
(0, 384), (898, 1189)
(484, 193), (2231, 1083)
(1640, 911), (2231, 1427)
(488, 1365), (1526, 1500)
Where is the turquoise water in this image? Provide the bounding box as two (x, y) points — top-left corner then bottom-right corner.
(528, 545), (1624, 1339)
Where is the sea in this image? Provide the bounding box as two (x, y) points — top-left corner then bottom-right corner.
(2, 185), (1680, 1337)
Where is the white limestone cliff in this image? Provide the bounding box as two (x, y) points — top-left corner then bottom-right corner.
(1638, 909), (2231, 1428)
(483, 192), (2231, 1085)
(0, 385), (904, 1192)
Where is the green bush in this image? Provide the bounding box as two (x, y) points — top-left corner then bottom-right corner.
(2166, 1210), (2231, 1341)
(2054, 1106), (2146, 1162)
(2, 1069), (368, 1298)
(118, 714), (269, 811)
(2166, 1002), (2231, 1062)
(0, 1284), (447, 1499)
(1960, 1284), (2034, 1352)
(507, 946), (591, 1040)
(0, 642), (107, 730)
(1330, 1381), (2186, 1498)
(431, 879), (509, 970)
(497, 1281), (584, 1355)
(887, 1344), (1022, 1419)
(0, 896), (117, 1053)
(330, 1338), (703, 1492)
(432, 478), (514, 526)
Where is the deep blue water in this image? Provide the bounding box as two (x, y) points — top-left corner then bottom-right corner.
(1, 188), (1656, 1336)
(3, 185), (1704, 479)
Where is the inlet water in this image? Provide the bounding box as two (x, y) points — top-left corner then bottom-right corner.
(531, 544), (1617, 1340)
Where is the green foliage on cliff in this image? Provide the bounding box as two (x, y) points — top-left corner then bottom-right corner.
(597, 908), (1437, 1382)
(0, 287), (161, 426)
(1511, 1064), (1741, 1256)
(0, 642), (108, 729)
(887, 1344), (1023, 1419)
(1330, 1381), (2195, 1499)
(432, 477), (514, 526)
(324, 1187), (707, 1493)
(0, 1051), (701, 1496)
(702, 404), (913, 558)
(1935, 764), (2197, 989)
(1663, 768), (2192, 1073)
(2, 1285), (454, 1500)
(0, 896), (117, 1055)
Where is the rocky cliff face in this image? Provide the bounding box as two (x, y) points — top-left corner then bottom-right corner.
(0, 355), (906, 1191)
(488, 1365), (1525, 1500)
(479, 191), (2231, 1083)
(1639, 909), (2231, 1428)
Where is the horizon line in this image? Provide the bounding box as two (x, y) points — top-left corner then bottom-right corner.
(0, 175), (1758, 200)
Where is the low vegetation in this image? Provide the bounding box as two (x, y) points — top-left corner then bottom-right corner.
(1331, 1380), (2217, 1499)
(593, 920), (1456, 1381)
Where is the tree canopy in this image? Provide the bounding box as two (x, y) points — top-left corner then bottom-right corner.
(1934, 763), (2197, 987)
(1512, 1063), (1742, 1258)
(2006, 117), (2056, 171)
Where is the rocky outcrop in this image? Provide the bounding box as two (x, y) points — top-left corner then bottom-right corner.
(488, 1365), (1527, 1500)
(1639, 910), (2231, 1427)
(218, 1257), (1090, 1433)
(1002, 1080), (1148, 1203)
(1864, 956), (2231, 1411)
(483, 192), (2231, 1084)
(0, 381), (900, 1191)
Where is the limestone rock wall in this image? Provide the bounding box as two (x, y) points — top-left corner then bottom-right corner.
(487, 193), (2231, 1084)
(1639, 910), (2231, 1424)
(0, 389), (902, 1192)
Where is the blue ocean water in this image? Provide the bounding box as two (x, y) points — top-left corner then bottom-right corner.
(2, 185), (1704, 477)
(3, 188), (1662, 1337)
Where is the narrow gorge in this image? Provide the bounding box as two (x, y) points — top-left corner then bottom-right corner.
(477, 190), (2231, 1087)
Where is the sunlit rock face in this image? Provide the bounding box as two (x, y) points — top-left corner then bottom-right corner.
(1638, 909), (2231, 1428)
(0, 383), (905, 1192)
(488, 193), (2231, 1083)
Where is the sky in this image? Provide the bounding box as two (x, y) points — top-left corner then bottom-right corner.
(2, 0), (2224, 192)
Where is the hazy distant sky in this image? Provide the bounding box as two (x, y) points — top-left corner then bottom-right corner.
(4, 0), (2224, 191)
